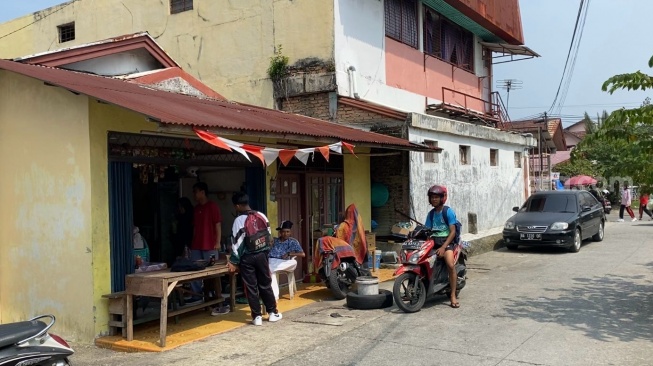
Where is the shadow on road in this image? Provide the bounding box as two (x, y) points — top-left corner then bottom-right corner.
(499, 275), (653, 342)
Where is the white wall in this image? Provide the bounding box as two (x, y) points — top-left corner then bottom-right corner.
(334, 0), (425, 112)
(408, 114), (534, 232)
(334, 0), (488, 113)
(62, 49), (162, 76)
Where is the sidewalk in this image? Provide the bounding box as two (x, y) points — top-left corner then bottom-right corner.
(95, 268), (395, 352)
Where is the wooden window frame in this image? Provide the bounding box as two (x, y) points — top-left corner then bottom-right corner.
(514, 152), (522, 168)
(424, 140), (439, 163)
(385, 0), (419, 49)
(423, 5), (475, 72)
(170, 0), (193, 14)
(490, 149), (499, 167)
(57, 23), (75, 43)
(459, 145), (470, 165)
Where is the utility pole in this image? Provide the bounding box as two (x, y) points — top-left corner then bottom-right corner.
(540, 112), (548, 191)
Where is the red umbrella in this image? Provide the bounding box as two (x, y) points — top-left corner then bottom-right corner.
(564, 175), (597, 187)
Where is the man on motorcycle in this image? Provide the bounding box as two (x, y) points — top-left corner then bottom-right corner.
(424, 185), (460, 308)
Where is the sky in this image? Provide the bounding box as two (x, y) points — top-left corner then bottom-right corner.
(1, 1), (651, 127)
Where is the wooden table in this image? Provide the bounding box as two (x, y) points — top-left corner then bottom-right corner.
(124, 264), (236, 347)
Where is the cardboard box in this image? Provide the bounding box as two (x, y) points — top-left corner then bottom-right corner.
(391, 222), (416, 237)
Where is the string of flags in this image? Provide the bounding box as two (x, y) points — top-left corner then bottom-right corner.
(194, 128), (356, 167)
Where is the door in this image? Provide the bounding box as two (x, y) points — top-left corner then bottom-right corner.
(307, 173), (344, 266)
(578, 193), (595, 238)
(276, 173), (306, 281)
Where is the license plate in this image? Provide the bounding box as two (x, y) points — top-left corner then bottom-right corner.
(520, 233), (542, 240)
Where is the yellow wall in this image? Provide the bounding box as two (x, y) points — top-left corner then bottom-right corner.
(87, 101), (158, 337)
(0, 71), (94, 340)
(344, 152), (371, 230)
(0, 0), (335, 108)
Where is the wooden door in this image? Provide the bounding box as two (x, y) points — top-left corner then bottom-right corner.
(276, 173), (306, 280)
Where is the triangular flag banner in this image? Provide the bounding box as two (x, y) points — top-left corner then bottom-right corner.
(342, 142), (356, 156)
(317, 146), (330, 162)
(278, 150), (296, 166)
(193, 129), (354, 167)
(194, 128), (232, 152)
(262, 149), (281, 167)
(294, 150), (311, 165)
(242, 144), (266, 166)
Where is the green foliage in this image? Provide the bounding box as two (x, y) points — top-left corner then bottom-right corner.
(578, 55), (653, 187)
(267, 45), (289, 81)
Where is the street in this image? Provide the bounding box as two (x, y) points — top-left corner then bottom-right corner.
(71, 217), (653, 366)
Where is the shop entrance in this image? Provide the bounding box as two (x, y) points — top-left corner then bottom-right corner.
(107, 132), (265, 292)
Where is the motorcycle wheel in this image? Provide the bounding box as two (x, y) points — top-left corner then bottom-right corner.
(393, 273), (426, 313)
(328, 268), (349, 300)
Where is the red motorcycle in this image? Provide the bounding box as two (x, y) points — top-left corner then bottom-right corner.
(392, 227), (467, 313)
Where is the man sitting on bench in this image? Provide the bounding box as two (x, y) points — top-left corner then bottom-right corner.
(269, 221), (305, 300)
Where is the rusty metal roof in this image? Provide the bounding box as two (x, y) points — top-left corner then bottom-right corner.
(0, 60), (437, 152)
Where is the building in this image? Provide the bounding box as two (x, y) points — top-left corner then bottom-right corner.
(0, 0), (539, 340)
(0, 35), (434, 341)
(505, 118), (567, 191)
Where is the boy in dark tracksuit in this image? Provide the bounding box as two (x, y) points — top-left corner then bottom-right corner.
(228, 192), (282, 326)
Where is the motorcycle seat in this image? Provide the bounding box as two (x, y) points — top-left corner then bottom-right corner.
(0, 320), (47, 348)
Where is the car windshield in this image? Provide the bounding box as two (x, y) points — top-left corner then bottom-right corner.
(522, 195), (577, 213)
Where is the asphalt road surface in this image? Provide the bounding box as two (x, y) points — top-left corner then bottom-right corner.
(71, 216), (653, 366)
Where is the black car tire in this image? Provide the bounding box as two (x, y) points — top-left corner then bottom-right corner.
(346, 289), (393, 310)
(506, 244), (519, 250)
(592, 221), (604, 242)
(569, 228), (582, 253)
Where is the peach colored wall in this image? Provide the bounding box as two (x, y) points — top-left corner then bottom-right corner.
(385, 38), (484, 113)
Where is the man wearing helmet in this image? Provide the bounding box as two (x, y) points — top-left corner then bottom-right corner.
(424, 185), (460, 308)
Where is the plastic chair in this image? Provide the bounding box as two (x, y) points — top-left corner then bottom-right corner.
(273, 256), (297, 300)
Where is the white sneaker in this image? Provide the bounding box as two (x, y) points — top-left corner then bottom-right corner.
(632, 218), (638, 222)
(268, 312), (283, 322)
(252, 316), (263, 326)
(617, 219), (624, 222)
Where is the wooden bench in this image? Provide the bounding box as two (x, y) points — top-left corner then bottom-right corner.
(103, 292), (128, 337)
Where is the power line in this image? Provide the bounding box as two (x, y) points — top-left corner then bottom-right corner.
(0, 1), (78, 41)
(547, 0), (589, 113)
(554, 0), (591, 115)
(511, 102), (641, 110)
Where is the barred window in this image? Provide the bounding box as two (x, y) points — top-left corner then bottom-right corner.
(171, 0), (193, 14)
(385, 0), (418, 48)
(57, 23), (75, 43)
(423, 6), (474, 72)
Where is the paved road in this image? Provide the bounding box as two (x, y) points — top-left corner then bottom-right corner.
(71, 217), (653, 365)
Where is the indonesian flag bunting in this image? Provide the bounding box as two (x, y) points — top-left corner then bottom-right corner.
(193, 128), (356, 166)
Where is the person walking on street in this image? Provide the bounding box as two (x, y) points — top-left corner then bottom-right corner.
(638, 192), (653, 221)
(618, 182), (636, 222)
(228, 192), (281, 326)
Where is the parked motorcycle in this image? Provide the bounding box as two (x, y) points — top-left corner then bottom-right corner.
(0, 315), (73, 366)
(316, 236), (371, 299)
(392, 227), (467, 313)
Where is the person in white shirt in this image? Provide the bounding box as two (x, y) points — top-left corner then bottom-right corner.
(618, 182), (636, 222)
(228, 192), (282, 326)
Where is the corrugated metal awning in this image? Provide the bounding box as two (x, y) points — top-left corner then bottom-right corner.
(0, 60), (439, 153)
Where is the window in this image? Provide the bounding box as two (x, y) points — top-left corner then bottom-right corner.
(423, 6), (474, 72)
(459, 145), (470, 165)
(385, 0), (418, 48)
(57, 23), (75, 43)
(170, 0), (193, 14)
(424, 140), (439, 163)
(523, 194), (577, 213)
(514, 152), (522, 168)
(490, 149), (498, 166)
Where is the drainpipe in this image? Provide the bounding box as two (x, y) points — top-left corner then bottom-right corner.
(348, 66), (360, 99)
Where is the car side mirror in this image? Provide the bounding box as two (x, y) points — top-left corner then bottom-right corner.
(582, 206), (592, 212)
(512, 206), (519, 212)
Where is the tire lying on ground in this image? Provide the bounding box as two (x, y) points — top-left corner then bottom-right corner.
(346, 289), (394, 310)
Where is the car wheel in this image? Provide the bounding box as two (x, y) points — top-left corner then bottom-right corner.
(506, 244), (519, 250)
(592, 221), (604, 242)
(569, 228), (582, 253)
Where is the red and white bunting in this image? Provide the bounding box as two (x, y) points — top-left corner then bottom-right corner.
(194, 128), (356, 166)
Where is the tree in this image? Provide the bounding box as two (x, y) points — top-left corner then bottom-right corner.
(578, 56), (653, 186)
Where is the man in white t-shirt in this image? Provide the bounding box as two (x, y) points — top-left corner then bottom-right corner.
(228, 192), (282, 326)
